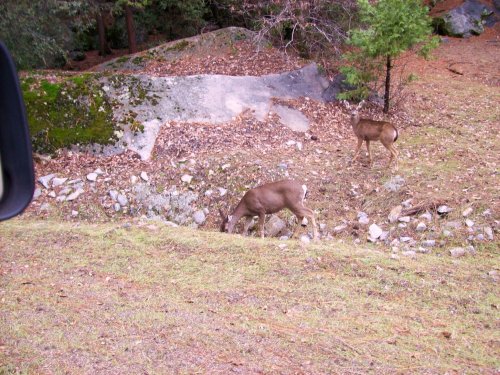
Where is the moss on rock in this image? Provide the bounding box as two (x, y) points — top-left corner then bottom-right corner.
(21, 72), (117, 154)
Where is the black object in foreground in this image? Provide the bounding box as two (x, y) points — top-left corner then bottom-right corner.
(0, 41), (34, 221)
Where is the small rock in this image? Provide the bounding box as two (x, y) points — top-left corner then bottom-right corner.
(117, 194), (128, 206)
(390, 254), (400, 260)
(204, 189), (213, 197)
(437, 205), (452, 214)
(277, 163), (288, 170)
(368, 224), (383, 241)
(66, 188), (84, 201)
(279, 236), (290, 241)
(449, 247), (466, 258)
(466, 245), (476, 255)
(388, 205), (403, 223)
(462, 207), (473, 217)
(398, 216), (411, 223)
(482, 209), (491, 217)
(218, 187), (227, 196)
(402, 250), (417, 258)
(94, 168), (105, 175)
(358, 212), (369, 224)
(285, 140), (296, 146)
(113, 203), (121, 212)
(52, 177), (68, 187)
(181, 174), (193, 184)
(475, 234), (485, 241)
(484, 227), (494, 240)
(296, 142), (303, 151)
(192, 210), (206, 225)
(87, 173), (98, 182)
(319, 223), (327, 231)
(420, 212), (432, 221)
(38, 174), (56, 189)
(416, 222), (427, 232)
(131, 175), (138, 184)
(417, 247), (429, 254)
(140, 171), (149, 182)
(48, 191), (57, 198)
(300, 235), (311, 244)
(465, 219), (474, 227)
(278, 243), (288, 249)
(71, 210), (79, 217)
(33, 188), (42, 200)
(333, 223), (347, 233)
(380, 231), (390, 241)
(109, 190), (119, 201)
(221, 163), (231, 170)
(398, 223), (407, 228)
(422, 240), (436, 247)
(400, 236), (413, 243)
(265, 215), (287, 237)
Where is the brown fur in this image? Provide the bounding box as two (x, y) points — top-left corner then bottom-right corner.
(219, 180), (319, 240)
(347, 102), (399, 169)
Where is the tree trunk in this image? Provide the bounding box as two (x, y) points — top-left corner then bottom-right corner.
(96, 11), (111, 56)
(125, 5), (137, 54)
(384, 55), (391, 113)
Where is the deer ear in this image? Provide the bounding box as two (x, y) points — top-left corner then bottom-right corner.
(342, 100), (351, 110)
(357, 100), (365, 110)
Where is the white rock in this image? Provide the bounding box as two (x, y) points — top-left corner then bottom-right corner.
(388, 205), (403, 223)
(131, 175), (138, 184)
(285, 140), (296, 146)
(71, 210), (79, 217)
(437, 205), (452, 214)
(52, 177), (68, 187)
(402, 251), (417, 258)
(398, 216), (411, 223)
(398, 223), (407, 228)
(417, 247), (429, 254)
(380, 231), (390, 241)
(66, 188), (84, 201)
(86, 173), (98, 182)
(333, 224), (347, 233)
(484, 227), (494, 240)
(48, 191), (57, 198)
(319, 223), (327, 231)
(192, 210), (206, 225)
(181, 174), (193, 184)
(449, 247), (466, 258)
(278, 243), (288, 249)
(416, 222), (427, 232)
(221, 164), (231, 170)
(38, 174), (55, 189)
(109, 190), (119, 201)
(140, 171), (149, 182)
(368, 224), (383, 240)
(300, 235), (311, 244)
(402, 199), (413, 208)
(462, 207), (473, 217)
(482, 209), (491, 217)
(443, 230), (452, 237)
(400, 236), (413, 243)
(117, 194), (128, 206)
(113, 203), (121, 212)
(420, 212), (432, 221)
(422, 240), (436, 247)
(33, 188), (42, 200)
(296, 142), (303, 151)
(204, 189), (213, 197)
(465, 219), (474, 227)
(94, 168), (104, 175)
(218, 187), (227, 196)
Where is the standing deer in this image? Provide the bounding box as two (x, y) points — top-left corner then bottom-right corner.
(219, 180), (319, 240)
(344, 100), (399, 169)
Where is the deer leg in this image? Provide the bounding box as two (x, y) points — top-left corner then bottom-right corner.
(352, 138), (363, 163)
(242, 216), (253, 236)
(257, 212), (266, 239)
(292, 206), (319, 241)
(366, 140), (372, 167)
(291, 216), (304, 239)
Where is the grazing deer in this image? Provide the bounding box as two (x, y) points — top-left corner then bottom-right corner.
(219, 180), (319, 240)
(343, 100), (399, 169)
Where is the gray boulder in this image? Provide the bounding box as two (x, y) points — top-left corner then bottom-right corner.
(433, 0), (495, 37)
(265, 215), (287, 237)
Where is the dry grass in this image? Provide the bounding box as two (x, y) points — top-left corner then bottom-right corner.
(1, 219), (498, 374)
